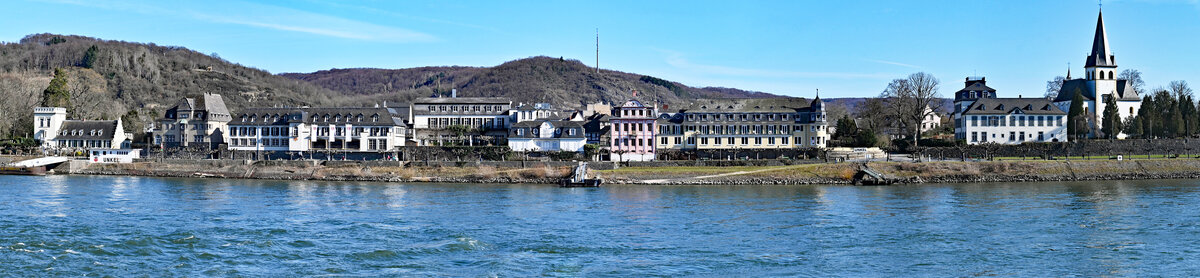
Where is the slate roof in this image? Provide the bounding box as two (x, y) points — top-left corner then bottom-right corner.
(413, 97), (510, 104)
(509, 120), (586, 138)
(962, 98), (1066, 116)
(1053, 79), (1140, 102)
(953, 78), (998, 102)
(162, 93), (232, 122)
(230, 107), (406, 126)
(56, 120), (119, 140)
(676, 98), (811, 113)
(1085, 10), (1116, 68)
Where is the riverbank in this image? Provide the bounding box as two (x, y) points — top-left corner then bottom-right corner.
(62, 158), (1200, 185)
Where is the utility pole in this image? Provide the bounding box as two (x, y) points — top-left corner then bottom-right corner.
(595, 28), (600, 74)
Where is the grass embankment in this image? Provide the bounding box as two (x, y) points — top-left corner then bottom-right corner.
(82, 162), (573, 182)
(596, 164), (857, 184)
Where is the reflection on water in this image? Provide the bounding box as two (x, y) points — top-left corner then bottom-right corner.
(0, 175), (1199, 276)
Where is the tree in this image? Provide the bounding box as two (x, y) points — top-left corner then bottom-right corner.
(41, 68), (70, 109)
(854, 98), (887, 131)
(81, 45), (99, 69)
(1045, 76), (1066, 99)
(880, 72), (941, 148)
(1067, 88), (1086, 140)
(854, 129), (881, 148)
(1119, 69), (1145, 93)
(1138, 95), (1157, 138)
(1101, 95), (1122, 139)
(833, 115), (858, 140)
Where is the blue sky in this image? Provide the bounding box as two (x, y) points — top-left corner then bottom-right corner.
(3, 0), (1199, 98)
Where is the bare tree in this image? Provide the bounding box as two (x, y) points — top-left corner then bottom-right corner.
(880, 72), (941, 148)
(65, 68), (122, 120)
(0, 72), (50, 138)
(1045, 76), (1066, 99)
(1119, 69), (1145, 93)
(854, 98), (887, 131)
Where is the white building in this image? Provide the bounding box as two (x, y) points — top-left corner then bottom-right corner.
(410, 96), (512, 146)
(920, 105), (942, 133)
(226, 107), (407, 153)
(507, 120), (587, 153)
(88, 149), (142, 163)
(961, 98), (1068, 145)
(33, 107), (130, 151)
(1052, 10), (1141, 139)
(951, 77), (997, 141)
(151, 93), (232, 149)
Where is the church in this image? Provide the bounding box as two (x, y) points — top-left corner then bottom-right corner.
(1052, 9), (1142, 139)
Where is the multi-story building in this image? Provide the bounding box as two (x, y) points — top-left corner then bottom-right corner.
(507, 120), (587, 153)
(960, 98), (1068, 144)
(655, 97), (829, 151)
(409, 96), (512, 146)
(33, 107), (130, 150)
(1051, 9), (1141, 139)
(152, 93), (232, 148)
(609, 98), (657, 161)
(952, 77), (997, 141)
(226, 107), (407, 153)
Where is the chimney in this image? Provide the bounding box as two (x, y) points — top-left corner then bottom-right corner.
(452, 89), (457, 98)
(383, 101), (387, 107)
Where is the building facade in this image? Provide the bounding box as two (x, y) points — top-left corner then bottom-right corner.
(655, 97), (829, 152)
(153, 93), (232, 148)
(1051, 10), (1141, 139)
(33, 107), (129, 151)
(960, 98), (1068, 145)
(410, 97), (512, 146)
(609, 99), (657, 161)
(507, 120), (587, 153)
(952, 77), (998, 141)
(226, 107), (407, 153)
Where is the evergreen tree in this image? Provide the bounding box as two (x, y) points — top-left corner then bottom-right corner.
(81, 45), (99, 69)
(1067, 88), (1086, 140)
(1139, 95), (1157, 138)
(833, 115), (857, 140)
(1101, 95), (1122, 139)
(41, 68), (70, 108)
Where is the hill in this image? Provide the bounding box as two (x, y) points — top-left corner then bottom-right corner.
(280, 56), (780, 108)
(0, 33), (347, 138)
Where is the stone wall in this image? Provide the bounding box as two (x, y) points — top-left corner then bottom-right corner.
(917, 139), (1200, 160)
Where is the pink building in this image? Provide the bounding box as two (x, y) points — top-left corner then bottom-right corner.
(609, 99), (657, 161)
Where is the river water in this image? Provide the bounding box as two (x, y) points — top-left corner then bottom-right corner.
(1, 175), (1198, 276)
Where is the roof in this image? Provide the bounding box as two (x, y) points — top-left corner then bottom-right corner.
(1053, 79), (1140, 102)
(509, 120), (586, 138)
(413, 97), (511, 105)
(676, 98), (811, 113)
(56, 120), (119, 140)
(230, 107), (406, 126)
(656, 113), (684, 124)
(1085, 10), (1116, 68)
(162, 93), (232, 121)
(962, 98), (1066, 116)
(953, 78), (998, 102)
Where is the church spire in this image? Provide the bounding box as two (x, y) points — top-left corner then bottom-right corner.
(1085, 9), (1116, 68)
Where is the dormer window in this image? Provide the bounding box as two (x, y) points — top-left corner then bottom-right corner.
(334, 115), (341, 122)
(98, 130), (103, 136)
(372, 115), (379, 122)
(241, 115), (247, 122)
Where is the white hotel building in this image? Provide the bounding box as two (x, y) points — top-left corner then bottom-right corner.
(226, 107), (407, 153)
(960, 98), (1068, 145)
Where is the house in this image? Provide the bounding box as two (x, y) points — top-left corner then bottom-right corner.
(33, 107), (130, 151)
(920, 105), (942, 133)
(507, 120), (587, 153)
(152, 93), (232, 149)
(952, 77), (998, 141)
(1051, 10), (1141, 139)
(960, 98), (1068, 144)
(226, 107), (407, 154)
(655, 96), (830, 151)
(409, 94), (512, 146)
(609, 97), (658, 161)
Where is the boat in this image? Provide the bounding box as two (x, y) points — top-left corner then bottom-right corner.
(559, 162), (603, 187)
(0, 165), (49, 176)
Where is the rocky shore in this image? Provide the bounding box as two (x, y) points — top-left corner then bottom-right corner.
(66, 159), (1200, 185)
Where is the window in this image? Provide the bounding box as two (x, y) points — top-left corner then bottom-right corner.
(754, 138), (762, 145)
(661, 137), (667, 144)
(971, 132), (978, 142)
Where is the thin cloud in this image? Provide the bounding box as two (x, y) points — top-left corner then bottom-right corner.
(863, 59), (922, 69)
(35, 0), (437, 43)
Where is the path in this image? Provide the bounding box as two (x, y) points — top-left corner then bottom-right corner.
(641, 165), (806, 184)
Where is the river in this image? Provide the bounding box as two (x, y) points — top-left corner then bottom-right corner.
(0, 175), (1197, 276)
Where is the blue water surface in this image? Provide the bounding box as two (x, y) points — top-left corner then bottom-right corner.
(1, 175), (1198, 276)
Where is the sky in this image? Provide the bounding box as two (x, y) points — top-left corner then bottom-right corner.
(2, 0), (1199, 99)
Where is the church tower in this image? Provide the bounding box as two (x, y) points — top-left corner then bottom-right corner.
(1053, 8), (1141, 139)
(1084, 10), (1117, 81)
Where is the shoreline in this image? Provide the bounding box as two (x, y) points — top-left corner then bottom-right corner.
(57, 158), (1200, 185)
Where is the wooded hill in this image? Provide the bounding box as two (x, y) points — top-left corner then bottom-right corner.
(0, 33), (780, 139)
(280, 56), (779, 108)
